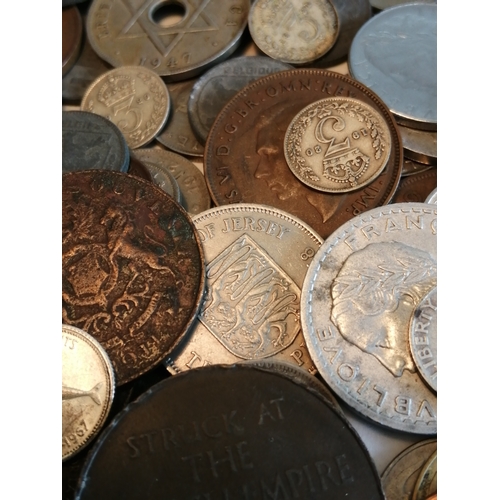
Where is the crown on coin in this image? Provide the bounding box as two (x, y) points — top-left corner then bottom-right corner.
(322, 147), (370, 186)
(97, 75), (136, 108)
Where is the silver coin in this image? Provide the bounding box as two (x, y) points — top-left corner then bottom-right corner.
(371, 0), (436, 10)
(248, 0), (339, 65)
(86, 0), (250, 80)
(188, 55), (292, 144)
(62, 111), (129, 173)
(412, 449), (437, 500)
(399, 124), (437, 166)
(425, 188), (437, 204)
(155, 79), (204, 157)
(141, 160), (182, 203)
(301, 203), (437, 434)
(409, 286), (437, 391)
(165, 204), (323, 374)
(349, 3), (437, 131)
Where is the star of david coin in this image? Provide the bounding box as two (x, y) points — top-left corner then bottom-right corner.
(62, 170), (205, 386)
(164, 204), (323, 375)
(62, 324), (115, 461)
(81, 66), (170, 149)
(409, 287), (437, 392)
(300, 203), (437, 434)
(248, 0), (339, 65)
(86, 0), (250, 80)
(284, 97), (392, 193)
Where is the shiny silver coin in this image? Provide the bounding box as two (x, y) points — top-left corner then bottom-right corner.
(86, 0), (250, 80)
(188, 55), (292, 144)
(301, 203), (437, 434)
(248, 0), (339, 65)
(165, 204), (323, 375)
(349, 3), (437, 131)
(409, 286), (437, 391)
(425, 188), (437, 204)
(399, 124), (437, 166)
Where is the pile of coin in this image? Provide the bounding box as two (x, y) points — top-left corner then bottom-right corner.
(62, 1), (437, 498)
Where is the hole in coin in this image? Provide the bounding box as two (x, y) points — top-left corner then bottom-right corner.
(151, 1), (186, 27)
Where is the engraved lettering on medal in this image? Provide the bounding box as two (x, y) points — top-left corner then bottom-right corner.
(258, 398), (285, 425)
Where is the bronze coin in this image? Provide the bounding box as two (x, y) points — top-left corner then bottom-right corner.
(127, 154), (153, 182)
(204, 69), (403, 239)
(391, 167), (437, 204)
(62, 171), (205, 386)
(62, 6), (83, 77)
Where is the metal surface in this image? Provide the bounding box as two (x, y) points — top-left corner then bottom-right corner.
(349, 3), (437, 131)
(425, 188), (437, 204)
(62, 324), (115, 461)
(400, 124), (437, 166)
(204, 69), (403, 240)
(62, 170), (205, 385)
(391, 167), (437, 203)
(412, 450), (437, 500)
(62, 111), (130, 173)
(86, 0), (250, 80)
(143, 160), (182, 202)
(248, 0), (339, 65)
(301, 203), (437, 433)
(126, 154), (153, 181)
(284, 97), (392, 193)
(402, 157), (433, 177)
(62, 6), (83, 76)
(81, 66), (170, 149)
(371, 0), (436, 10)
(165, 204), (322, 374)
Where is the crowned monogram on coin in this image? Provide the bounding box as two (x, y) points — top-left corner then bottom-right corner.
(284, 97), (391, 193)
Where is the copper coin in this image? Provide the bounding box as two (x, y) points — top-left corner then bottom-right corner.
(127, 154), (153, 182)
(62, 171), (205, 386)
(391, 167), (437, 204)
(62, 6), (83, 76)
(204, 69), (403, 239)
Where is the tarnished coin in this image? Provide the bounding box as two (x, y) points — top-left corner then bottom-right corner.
(155, 80), (204, 157)
(62, 324), (115, 461)
(63, 6), (83, 76)
(301, 203), (437, 433)
(165, 204), (322, 374)
(409, 287), (437, 392)
(425, 188), (437, 204)
(402, 158), (433, 177)
(75, 364), (385, 499)
(371, 0), (436, 10)
(391, 168), (437, 204)
(381, 439), (437, 500)
(349, 3), (437, 131)
(62, 171), (205, 385)
(204, 69), (403, 240)
(412, 450), (437, 500)
(284, 97), (392, 193)
(126, 154), (153, 181)
(248, 0), (339, 65)
(188, 56), (292, 144)
(400, 124), (437, 166)
(81, 66), (170, 149)
(62, 111), (130, 173)
(144, 161), (181, 202)
(86, 0), (250, 80)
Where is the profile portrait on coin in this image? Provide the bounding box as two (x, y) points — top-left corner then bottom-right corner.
(330, 241), (437, 377)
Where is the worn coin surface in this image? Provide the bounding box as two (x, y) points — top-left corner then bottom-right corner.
(204, 69), (403, 240)
(301, 203), (437, 433)
(409, 287), (437, 392)
(62, 111), (130, 173)
(248, 0), (339, 65)
(400, 124), (437, 166)
(81, 66), (170, 149)
(86, 0), (250, 80)
(392, 168), (437, 204)
(402, 158), (433, 177)
(381, 439), (437, 500)
(63, 6), (83, 76)
(188, 56), (292, 144)
(284, 97), (391, 193)
(165, 204), (322, 374)
(126, 154), (153, 181)
(62, 324), (115, 461)
(75, 364), (385, 499)
(143, 161), (182, 202)
(62, 170), (205, 385)
(349, 3), (437, 131)
(412, 450), (437, 500)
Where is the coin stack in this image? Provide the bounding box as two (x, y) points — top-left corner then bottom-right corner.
(62, 1), (437, 498)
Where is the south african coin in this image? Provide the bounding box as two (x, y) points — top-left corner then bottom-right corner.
(86, 0), (250, 80)
(409, 287), (437, 392)
(165, 204), (322, 374)
(62, 324), (115, 461)
(301, 203), (437, 433)
(248, 0), (339, 65)
(284, 97), (391, 193)
(81, 66), (170, 149)
(62, 171), (205, 385)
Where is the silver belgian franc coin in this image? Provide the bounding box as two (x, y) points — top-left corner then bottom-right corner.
(165, 204), (323, 375)
(301, 202), (437, 434)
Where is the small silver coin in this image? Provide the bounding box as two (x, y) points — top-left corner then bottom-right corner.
(349, 3), (437, 131)
(141, 160), (182, 203)
(399, 124), (437, 166)
(425, 188), (437, 204)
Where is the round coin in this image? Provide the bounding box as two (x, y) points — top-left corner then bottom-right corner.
(284, 97), (392, 193)
(81, 66), (170, 149)
(391, 168), (437, 204)
(399, 124), (437, 166)
(62, 6), (83, 76)
(62, 324), (115, 461)
(301, 203), (437, 433)
(126, 154), (153, 181)
(425, 188), (437, 204)
(204, 69), (403, 240)
(62, 170), (205, 385)
(412, 450), (437, 500)
(248, 0), (339, 65)
(402, 158), (433, 177)
(86, 0), (250, 80)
